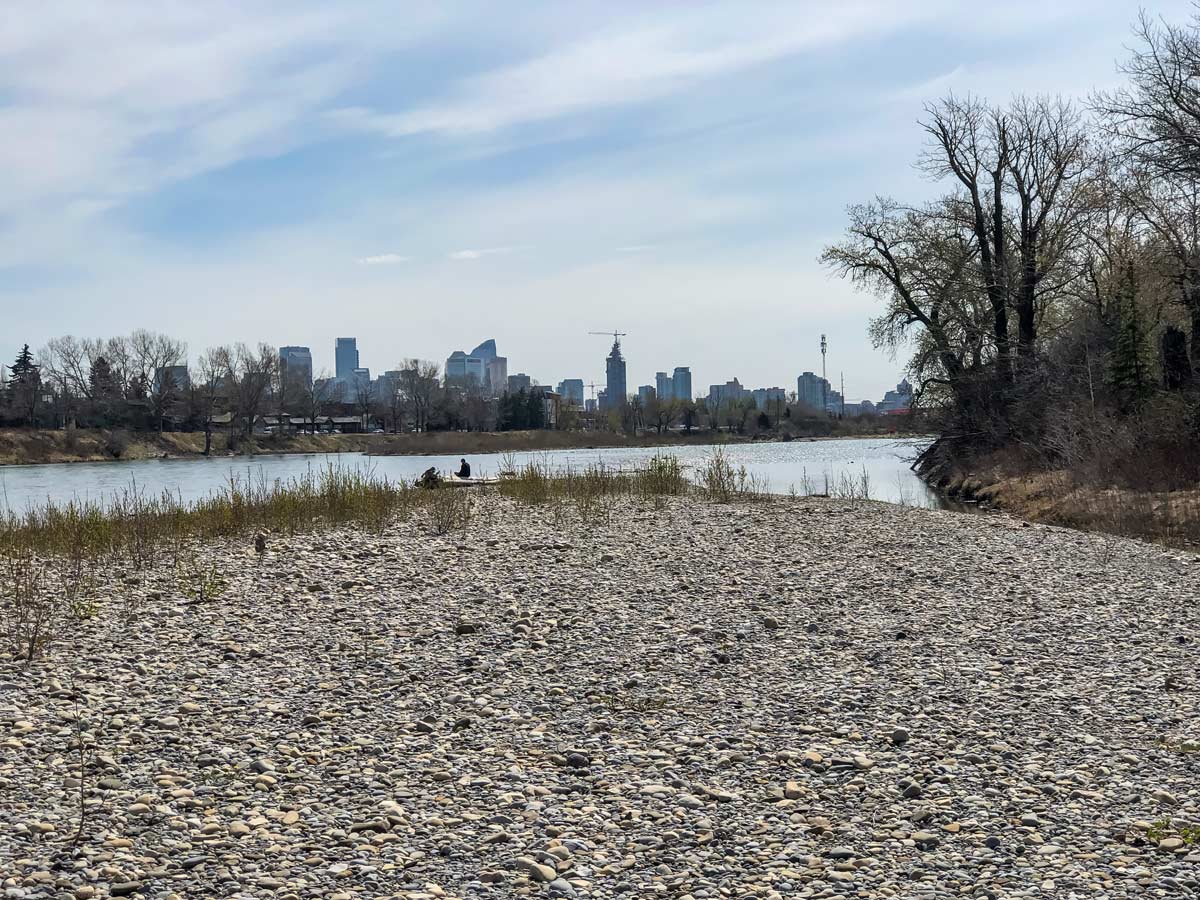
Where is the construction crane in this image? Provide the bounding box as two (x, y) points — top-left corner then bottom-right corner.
(589, 330), (627, 351)
(585, 381), (601, 400)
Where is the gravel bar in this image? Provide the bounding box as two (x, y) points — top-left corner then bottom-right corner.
(2, 496), (1199, 899)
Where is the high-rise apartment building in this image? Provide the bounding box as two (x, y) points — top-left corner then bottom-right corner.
(604, 337), (627, 410)
(672, 366), (692, 402)
(707, 378), (747, 408)
(655, 371), (673, 401)
(279, 346), (313, 388)
(797, 371), (829, 412)
(752, 387), (787, 410)
(507, 372), (532, 394)
(638, 385), (656, 406)
(335, 338), (359, 380)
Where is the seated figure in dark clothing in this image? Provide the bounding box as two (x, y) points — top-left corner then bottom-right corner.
(417, 466), (441, 489)
(456, 458), (471, 479)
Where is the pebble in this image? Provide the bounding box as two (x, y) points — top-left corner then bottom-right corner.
(0, 494), (1195, 898)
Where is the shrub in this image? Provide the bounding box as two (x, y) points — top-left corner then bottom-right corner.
(104, 429), (131, 459)
(424, 486), (473, 535)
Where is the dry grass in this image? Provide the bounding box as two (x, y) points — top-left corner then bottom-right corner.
(948, 465), (1200, 550)
(0, 452), (774, 664)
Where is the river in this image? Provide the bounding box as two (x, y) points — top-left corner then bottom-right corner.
(0, 437), (940, 512)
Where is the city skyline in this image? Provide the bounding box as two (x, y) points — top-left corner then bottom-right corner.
(258, 332), (890, 405)
(3, 2), (1182, 399)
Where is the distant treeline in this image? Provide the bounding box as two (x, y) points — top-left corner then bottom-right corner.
(1, 334), (900, 445)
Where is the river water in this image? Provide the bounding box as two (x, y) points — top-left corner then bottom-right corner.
(0, 437), (940, 512)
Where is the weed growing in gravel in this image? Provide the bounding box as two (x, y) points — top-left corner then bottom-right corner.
(424, 486), (473, 535)
(176, 550), (229, 605)
(0, 463), (419, 564)
(1147, 816), (1200, 845)
(696, 448), (767, 502)
(0, 550), (60, 664)
(495, 455), (689, 521)
(632, 454), (688, 501)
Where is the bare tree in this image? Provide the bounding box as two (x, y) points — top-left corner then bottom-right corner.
(398, 359), (440, 432)
(1003, 96), (1091, 359)
(221, 343), (277, 437)
(1095, 11), (1200, 179)
(647, 397), (679, 433)
(352, 376), (375, 431)
(921, 96), (1013, 381)
(194, 348), (227, 455)
(299, 371), (340, 433)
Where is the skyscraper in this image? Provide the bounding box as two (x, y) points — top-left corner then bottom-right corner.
(638, 385), (656, 406)
(557, 379), (584, 405)
(486, 357), (508, 397)
(279, 346), (313, 388)
(335, 338), (359, 380)
(672, 366), (691, 402)
(445, 350), (467, 382)
(471, 339), (497, 365)
(655, 371), (673, 401)
(605, 337), (627, 409)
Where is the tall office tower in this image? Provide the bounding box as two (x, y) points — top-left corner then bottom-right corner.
(279, 346), (313, 388)
(655, 371), (673, 401)
(335, 338), (359, 380)
(672, 366), (691, 402)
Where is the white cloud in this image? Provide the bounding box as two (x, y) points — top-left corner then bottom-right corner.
(340, 2), (936, 139)
(447, 247), (515, 260)
(357, 253), (411, 265)
(888, 65), (968, 102)
(0, 2), (446, 253)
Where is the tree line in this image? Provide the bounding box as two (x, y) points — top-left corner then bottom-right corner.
(823, 10), (1200, 489)
(2, 331), (875, 442)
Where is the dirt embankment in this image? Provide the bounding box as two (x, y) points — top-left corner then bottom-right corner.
(0, 429), (378, 466)
(937, 456), (1200, 550)
(0, 427), (917, 468)
(0, 428), (735, 466)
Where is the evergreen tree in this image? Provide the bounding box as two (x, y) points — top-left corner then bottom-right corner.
(89, 356), (120, 399)
(1161, 326), (1192, 390)
(526, 389), (545, 429)
(6, 344), (41, 425)
(1107, 271), (1152, 414)
(9, 344), (36, 380)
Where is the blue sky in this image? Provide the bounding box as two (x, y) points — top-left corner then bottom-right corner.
(0, 0), (1190, 401)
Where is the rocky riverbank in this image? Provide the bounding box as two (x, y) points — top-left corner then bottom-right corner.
(2, 495), (1198, 898)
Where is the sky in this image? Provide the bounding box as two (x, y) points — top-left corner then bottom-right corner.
(1, 0), (1192, 402)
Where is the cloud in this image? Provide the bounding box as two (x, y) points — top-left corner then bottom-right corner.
(339, 2), (934, 139)
(447, 247), (515, 260)
(888, 65), (967, 102)
(0, 2), (445, 256)
(615, 244), (654, 253)
(357, 253), (410, 265)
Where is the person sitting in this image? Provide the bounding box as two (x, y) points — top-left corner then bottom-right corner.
(456, 458), (471, 479)
(417, 466), (441, 489)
